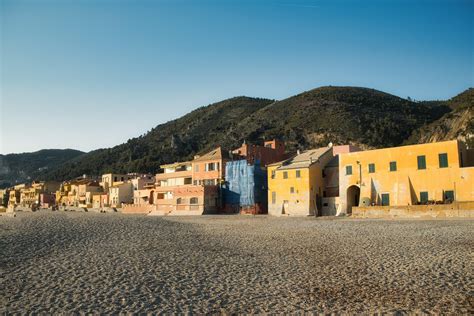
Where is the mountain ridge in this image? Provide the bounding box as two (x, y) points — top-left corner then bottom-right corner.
(2, 86), (472, 183)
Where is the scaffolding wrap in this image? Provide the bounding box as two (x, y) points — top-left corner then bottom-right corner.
(223, 160), (267, 207)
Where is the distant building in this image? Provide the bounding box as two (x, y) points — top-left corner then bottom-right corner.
(339, 140), (474, 215)
(109, 182), (133, 208)
(20, 181), (60, 208)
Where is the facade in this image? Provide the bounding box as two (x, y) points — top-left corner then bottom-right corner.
(0, 189), (8, 207)
(109, 182), (133, 207)
(267, 146), (334, 216)
(321, 145), (361, 215)
(149, 147), (226, 215)
(92, 193), (109, 209)
(101, 173), (136, 191)
(192, 147), (225, 185)
(339, 140), (474, 214)
(20, 181), (60, 208)
(77, 181), (102, 207)
(8, 185), (24, 208)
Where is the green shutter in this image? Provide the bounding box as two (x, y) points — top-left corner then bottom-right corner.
(439, 153), (448, 168)
(346, 165), (352, 175)
(417, 155), (426, 170)
(420, 191), (428, 203)
(381, 193), (390, 206)
(390, 161), (397, 171)
(368, 163), (375, 173)
(444, 190), (454, 202)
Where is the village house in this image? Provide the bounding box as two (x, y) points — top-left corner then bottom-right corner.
(338, 140), (474, 216)
(109, 182), (133, 208)
(8, 184), (24, 208)
(0, 189), (8, 207)
(20, 181), (60, 208)
(101, 173), (136, 191)
(77, 181), (102, 207)
(320, 145), (361, 215)
(92, 193), (109, 209)
(148, 147), (226, 215)
(131, 175), (156, 204)
(267, 145), (334, 216)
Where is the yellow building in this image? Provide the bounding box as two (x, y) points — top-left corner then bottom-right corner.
(339, 140), (474, 214)
(267, 146), (334, 216)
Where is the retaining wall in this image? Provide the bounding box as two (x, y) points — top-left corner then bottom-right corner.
(353, 202), (474, 218)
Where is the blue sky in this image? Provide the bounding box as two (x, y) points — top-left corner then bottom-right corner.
(1, 0), (473, 154)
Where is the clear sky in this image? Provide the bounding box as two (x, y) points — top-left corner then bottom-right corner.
(1, 0), (472, 154)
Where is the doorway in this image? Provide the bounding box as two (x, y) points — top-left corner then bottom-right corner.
(346, 185), (360, 214)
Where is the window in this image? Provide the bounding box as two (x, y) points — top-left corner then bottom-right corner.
(296, 170), (301, 178)
(271, 170), (276, 179)
(190, 197), (198, 204)
(420, 191), (428, 204)
(206, 163), (215, 171)
(195, 165), (199, 172)
(346, 165), (352, 175)
(272, 192), (276, 204)
(444, 190), (454, 202)
(381, 193), (390, 206)
(121, 177), (124, 181)
(368, 163), (375, 173)
(283, 171), (288, 179)
(417, 155), (426, 170)
(439, 153), (448, 168)
(390, 161), (397, 172)
(216, 162), (220, 171)
(176, 198), (183, 204)
(114, 176), (117, 182)
(290, 187), (294, 193)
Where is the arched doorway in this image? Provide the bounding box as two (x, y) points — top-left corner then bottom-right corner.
(346, 185), (360, 214)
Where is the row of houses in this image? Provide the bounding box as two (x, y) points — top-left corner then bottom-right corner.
(2, 139), (473, 216)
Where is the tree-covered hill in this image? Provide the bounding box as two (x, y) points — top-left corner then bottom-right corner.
(0, 149), (85, 188)
(232, 86), (450, 151)
(34, 86), (454, 181)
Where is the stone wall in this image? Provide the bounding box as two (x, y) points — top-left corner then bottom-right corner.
(353, 202), (474, 218)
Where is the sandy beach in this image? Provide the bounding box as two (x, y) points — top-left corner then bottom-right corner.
(1, 211), (472, 314)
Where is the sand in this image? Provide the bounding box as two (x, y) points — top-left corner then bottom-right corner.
(1, 211), (473, 314)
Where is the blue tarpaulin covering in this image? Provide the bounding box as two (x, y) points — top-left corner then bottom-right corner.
(223, 159), (267, 207)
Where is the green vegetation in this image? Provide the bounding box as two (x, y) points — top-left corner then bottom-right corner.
(0, 149), (84, 188)
(6, 86), (473, 183)
(406, 88), (473, 147)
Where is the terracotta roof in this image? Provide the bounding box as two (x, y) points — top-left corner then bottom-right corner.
(193, 147), (223, 162)
(276, 147), (332, 170)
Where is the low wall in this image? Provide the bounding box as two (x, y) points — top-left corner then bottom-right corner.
(353, 202), (474, 218)
(122, 204), (156, 214)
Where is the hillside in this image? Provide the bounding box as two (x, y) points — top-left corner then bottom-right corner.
(0, 149), (85, 188)
(407, 88), (474, 147)
(231, 86), (450, 150)
(35, 86), (452, 181)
